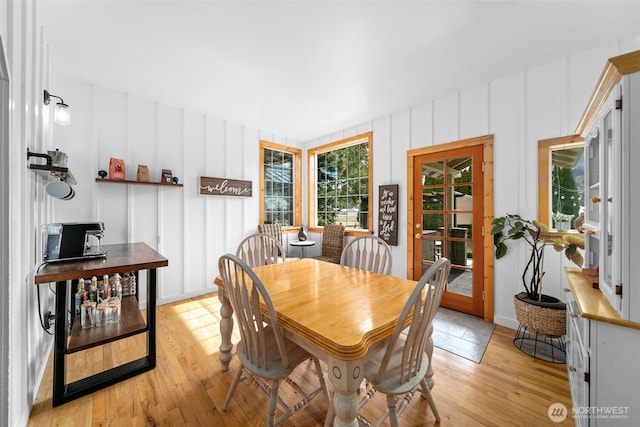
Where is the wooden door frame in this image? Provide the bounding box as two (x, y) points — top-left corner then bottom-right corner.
(407, 134), (494, 322)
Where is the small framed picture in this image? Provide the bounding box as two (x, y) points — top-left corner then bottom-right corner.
(161, 169), (173, 184)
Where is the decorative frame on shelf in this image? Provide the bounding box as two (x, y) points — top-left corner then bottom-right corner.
(161, 169), (173, 184)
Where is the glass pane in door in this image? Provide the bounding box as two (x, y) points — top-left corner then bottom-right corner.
(419, 154), (476, 298)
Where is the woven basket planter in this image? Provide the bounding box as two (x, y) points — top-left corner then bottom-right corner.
(514, 292), (566, 337)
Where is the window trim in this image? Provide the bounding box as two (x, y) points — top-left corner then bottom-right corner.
(259, 140), (302, 228)
(537, 134), (584, 228)
(307, 131), (373, 235)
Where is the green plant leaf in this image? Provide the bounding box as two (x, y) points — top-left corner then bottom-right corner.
(495, 242), (507, 259)
(491, 223), (504, 235)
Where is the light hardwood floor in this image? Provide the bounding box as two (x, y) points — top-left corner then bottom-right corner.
(28, 293), (574, 426)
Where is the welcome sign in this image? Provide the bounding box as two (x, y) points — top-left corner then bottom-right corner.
(199, 176), (252, 197)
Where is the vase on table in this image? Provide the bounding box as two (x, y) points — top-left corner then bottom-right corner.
(298, 225), (308, 241)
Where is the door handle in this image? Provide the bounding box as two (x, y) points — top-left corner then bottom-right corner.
(415, 233), (421, 239)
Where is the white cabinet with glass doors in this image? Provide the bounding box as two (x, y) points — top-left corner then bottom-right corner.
(582, 69), (639, 322)
(565, 50), (640, 427)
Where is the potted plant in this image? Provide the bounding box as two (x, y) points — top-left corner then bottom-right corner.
(552, 211), (573, 231)
(492, 213), (585, 337)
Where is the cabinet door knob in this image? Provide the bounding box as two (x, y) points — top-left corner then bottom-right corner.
(569, 312), (578, 318)
(563, 287), (570, 292)
(568, 365), (577, 372)
(587, 229), (596, 236)
(592, 197), (601, 203)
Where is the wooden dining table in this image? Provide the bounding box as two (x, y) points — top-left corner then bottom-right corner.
(215, 258), (434, 427)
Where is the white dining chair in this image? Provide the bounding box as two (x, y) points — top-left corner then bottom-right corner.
(219, 254), (330, 426)
(236, 233), (285, 267)
(258, 223), (298, 262)
(326, 257), (450, 427)
(340, 234), (392, 275)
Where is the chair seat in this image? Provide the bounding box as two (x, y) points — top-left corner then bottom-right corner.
(364, 336), (428, 395)
(310, 255), (340, 264)
(236, 326), (312, 379)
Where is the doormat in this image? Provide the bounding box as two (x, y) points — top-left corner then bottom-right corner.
(431, 307), (495, 363)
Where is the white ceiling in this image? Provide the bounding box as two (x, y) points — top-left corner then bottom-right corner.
(38, 1), (640, 141)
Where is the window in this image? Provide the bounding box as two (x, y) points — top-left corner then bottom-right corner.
(260, 141), (301, 226)
(308, 132), (373, 232)
(537, 135), (584, 229)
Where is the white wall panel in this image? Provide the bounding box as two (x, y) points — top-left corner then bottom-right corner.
(205, 117), (227, 290)
(183, 111), (207, 294)
(488, 72), (525, 328)
(567, 45), (616, 134)
(53, 77), (94, 222)
(242, 126), (260, 234)
(129, 96), (159, 252)
(389, 110), (410, 278)
(157, 105), (184, 301)
(409, 101), (433, 150)
(433, 92), (459, 145)
(526, 61), (562, 142)
(5, 0), (58, 424)
(224, 122), (246, 250)
(95, 88), (129, 245)
(459, 84), (489, 140)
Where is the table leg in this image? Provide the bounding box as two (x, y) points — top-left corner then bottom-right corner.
(52, 280), (68, 407)
(326, 357), (364, 427)
(218, 288), (234, 372)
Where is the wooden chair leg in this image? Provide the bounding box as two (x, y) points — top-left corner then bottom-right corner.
(386, 394), (399, 427)
(267, 378), (280, 427)
(223, 365), (244, 410)
(313, 357), (331, 403)
(420, 378), (441, 423)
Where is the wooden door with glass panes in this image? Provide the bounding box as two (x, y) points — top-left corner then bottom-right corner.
(413, 145), (484, 316)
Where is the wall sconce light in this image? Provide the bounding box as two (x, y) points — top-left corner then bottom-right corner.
(44, 90), (71, 126)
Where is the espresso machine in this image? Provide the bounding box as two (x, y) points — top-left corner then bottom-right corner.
(43, 222), (107, 263)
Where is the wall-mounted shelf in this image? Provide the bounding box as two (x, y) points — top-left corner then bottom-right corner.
(95, 178), (183, 187)
(29, 164), (76, 184)
(29, 163), (69, 174)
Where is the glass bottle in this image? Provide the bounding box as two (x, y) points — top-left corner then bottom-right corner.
(75, 278), (86, 314)
(103, 274), (111, 299)
(81, 300), (96, 329)
(89, 276), (98, 303)
(115, 273), (122, 299)
(95, 302), (108, 327)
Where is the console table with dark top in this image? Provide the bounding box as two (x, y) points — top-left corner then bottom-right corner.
(34, 242), (168, 407)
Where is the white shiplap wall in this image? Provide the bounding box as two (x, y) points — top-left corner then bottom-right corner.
(52, 76), (304, 306)
(2, 0), (59, 425)
(307, 37), (640, 328)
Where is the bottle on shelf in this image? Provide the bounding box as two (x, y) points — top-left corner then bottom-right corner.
(75, 278), (86, 314)
(81, 300), (96, 329)
(89, 276), (98, 303)
(103, 274), (110, 299)
(115, 273), (122, 299)
(95, 302), (108, 327)
(111, 273), (122, 324)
